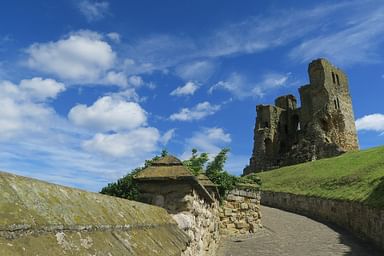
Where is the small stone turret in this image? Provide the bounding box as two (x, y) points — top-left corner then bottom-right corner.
(244, 59), (359, 175)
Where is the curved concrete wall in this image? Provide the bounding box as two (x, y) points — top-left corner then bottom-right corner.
(262, 191), (384, 251)
(0, 171), (189, 255)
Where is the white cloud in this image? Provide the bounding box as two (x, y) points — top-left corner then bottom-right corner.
(175, 60), (216, 82)
(0, 78), (65, 140)
(102, 71), (128, 87)
(1, 77), (65, 102)
(19, 77), (65, 101)
(170, 81), (199, 96)
(210, 72), (289, 99)
(102, 72), (144, 88)
(68, 96), (147, 132)
(107, 88), (141, 102)
(26, 30), (116, 82)
(121, 1), (384, 76)
(77, 0), (109, 22)
(182, 127), (231, 159)
(160, 129), (176, 145)
(128, 75), (144, 87)
(107, 32), (121, 43)
(170, 102), (220, 121)
(289, 4), (384, 65)
(356, 114), (384, 133)
(82, 127), (160, 158)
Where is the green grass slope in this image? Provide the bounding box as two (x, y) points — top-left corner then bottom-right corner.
(257, 146), (384, 208)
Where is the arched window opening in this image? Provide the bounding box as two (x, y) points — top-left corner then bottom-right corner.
(332, 72), (336, 84)
(320, 119), (330, 132)
(264, 138), (273, 156)
(337, 98), (340, 109)
(264, 122), (269, 128)
(334, 99), (338, 109)
(292, 114), (300, 132)
(336, 74), (340, 85)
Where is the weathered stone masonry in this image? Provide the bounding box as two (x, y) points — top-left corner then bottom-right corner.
(134, 155), (263, 255)
(219, 185), (262, 235)
(244, 59), (359, 174)
(134, 156), (221, 256)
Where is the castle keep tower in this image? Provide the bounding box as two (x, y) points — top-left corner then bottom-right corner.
(244, 59), (359, 175)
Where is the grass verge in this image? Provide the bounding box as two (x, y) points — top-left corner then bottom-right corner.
(257, 146), (384, 208)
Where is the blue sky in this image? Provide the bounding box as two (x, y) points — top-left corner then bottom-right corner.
(0, 0), (383, 192)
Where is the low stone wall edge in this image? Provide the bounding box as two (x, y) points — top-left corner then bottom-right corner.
(261, 190), (384, 251)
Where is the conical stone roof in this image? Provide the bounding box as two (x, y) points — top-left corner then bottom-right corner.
(134, 155), (193, 179)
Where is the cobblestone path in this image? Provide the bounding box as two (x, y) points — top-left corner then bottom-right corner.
(217, 206), (382, 256)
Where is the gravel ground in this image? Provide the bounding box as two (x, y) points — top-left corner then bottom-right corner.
(217, 206), (382, 256)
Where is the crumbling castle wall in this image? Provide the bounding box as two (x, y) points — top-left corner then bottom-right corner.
(244, 59), (359, 174)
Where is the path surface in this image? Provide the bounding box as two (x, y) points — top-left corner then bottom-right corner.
(217, 206), (382, 256)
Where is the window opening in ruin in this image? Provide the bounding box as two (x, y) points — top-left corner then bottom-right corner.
(264, 138), (273, 156)
(336, 74), (340, 85)
(334, 99), (338, 109)
(320, 119), (330, 132)
(332, 72), (336, 84)
(337, 98), (340, 109)
(292, 115), (300, 132)
(264, 122), (269, 128)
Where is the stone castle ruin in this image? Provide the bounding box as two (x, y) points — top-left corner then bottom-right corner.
(244, 58), (359, 175)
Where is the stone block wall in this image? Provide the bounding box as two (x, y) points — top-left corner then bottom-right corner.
(173, 190), (220, 256)
(136, 182), (220, 256)
(220, 188), (262, 235)
(262, 191), (384, 251)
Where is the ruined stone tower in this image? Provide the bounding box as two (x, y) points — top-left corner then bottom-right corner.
(243, 59), (359, 175)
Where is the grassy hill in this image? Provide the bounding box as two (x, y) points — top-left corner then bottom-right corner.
(257, 146), (384, 208)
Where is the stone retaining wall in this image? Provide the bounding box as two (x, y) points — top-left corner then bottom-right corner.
(137, 181), (220, 256)
(0, 171), (189, 256)
(220, 188), (262, 235)
(262, 191), (384, 251)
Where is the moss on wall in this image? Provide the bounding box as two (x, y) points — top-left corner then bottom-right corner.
(0, 171), (189, 255)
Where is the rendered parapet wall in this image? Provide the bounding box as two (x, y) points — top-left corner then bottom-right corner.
(0, 171), (189, 256)
(220, 185), (262, 235)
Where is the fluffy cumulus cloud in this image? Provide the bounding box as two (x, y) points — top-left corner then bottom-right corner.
(170, 101), (220, 121)
(68, 96), (147, 132)
(19, 77), (65, 101)
(0, 78), (65, 140)
(170, 81), (199, 96)
(77, 0), (109, 22)
(355, 114), (384, 133)
(82, 127), (160, 158)
(182, 127), (231, 158)
(26, 31), (116, 82)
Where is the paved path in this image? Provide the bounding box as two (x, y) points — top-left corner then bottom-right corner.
(217, 206), (382, 256)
